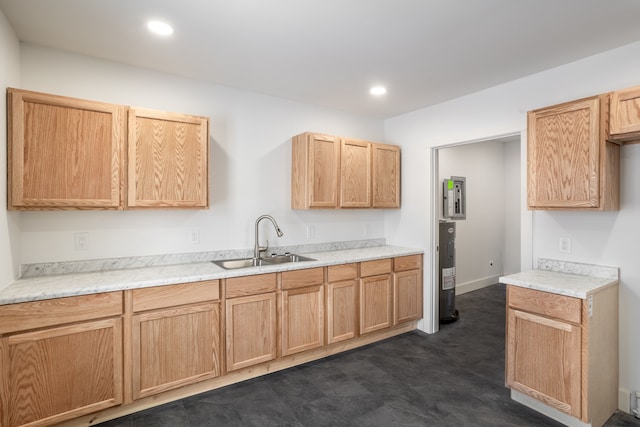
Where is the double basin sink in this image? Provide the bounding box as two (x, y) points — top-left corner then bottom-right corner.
(212, 253), (316, 270)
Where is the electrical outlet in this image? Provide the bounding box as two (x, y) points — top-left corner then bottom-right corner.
(363, 224), (371, 237)
(559, 237), (572, 253)
(74, 232), (89, 250)
(189, 230), (200, 244)
(306, 225), (315, 240)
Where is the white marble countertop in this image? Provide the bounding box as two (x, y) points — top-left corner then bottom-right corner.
(0, 245), (423, 305)
(499, 258), (619, 299)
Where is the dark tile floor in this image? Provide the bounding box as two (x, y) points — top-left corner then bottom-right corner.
(100, 284), (640, 426)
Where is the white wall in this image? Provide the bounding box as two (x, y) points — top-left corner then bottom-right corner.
(385, 40), (640, 410)
(438, 139), (520, 292)
(15, 44), (388, 266)
(503, 139), (521, 275)
(0, 10), (21, 287)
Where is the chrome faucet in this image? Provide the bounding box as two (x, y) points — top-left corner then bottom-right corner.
(254, 215), (284, 259)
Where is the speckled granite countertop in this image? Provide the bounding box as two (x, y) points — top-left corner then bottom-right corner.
(499, 258), (619, 299)
(0, 243), (423, 305)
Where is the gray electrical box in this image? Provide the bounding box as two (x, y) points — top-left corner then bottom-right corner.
(443, 176), (466, 220)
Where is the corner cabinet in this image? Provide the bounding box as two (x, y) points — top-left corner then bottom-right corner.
(291, 132), (400, 209)
(7, 88), (126, 210)
(610, 85), (640, 143)
(527, 94), (620, 211)
(506, 285), (618, 427)
(6, 88), (210, 210)
(127, 108), (209, 208)
(0, 292), (123, 427)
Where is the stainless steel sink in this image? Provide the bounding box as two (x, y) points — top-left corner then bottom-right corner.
(212, 253), (316, 269)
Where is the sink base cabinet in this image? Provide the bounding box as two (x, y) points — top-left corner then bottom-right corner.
(506, 285), (618, 427)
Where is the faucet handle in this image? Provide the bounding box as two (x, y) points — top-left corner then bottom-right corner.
(257, 240), (269, 258)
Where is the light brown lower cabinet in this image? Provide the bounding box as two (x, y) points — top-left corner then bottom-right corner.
(225, 274), (278, 371)
(326, 263), (359, 344)
(393, 255), (423, 325)
(0, 292), (123, 427)
(506, 285), (618, 427)
(359, 259), (393, 335)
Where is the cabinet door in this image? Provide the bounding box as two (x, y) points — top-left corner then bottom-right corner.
(128, 108), (209, 208)
(7, 88), (125, 210)
(1, 319), (122, 427)
(132, 303), (220, 399)
(360, 274), (392, 335)
(225, 293), (277, 371)
(340, 138), (371, 207)
(506, 308), (582, 419)
(281, 285), (324, 356)
(393, 269), (422, 325)
(610, 85), (640, 142)
(528, 96), (611, 209)
(327, 279), (358, 344)
(372, 143), (400, 208)
(291, 133), (340, 208)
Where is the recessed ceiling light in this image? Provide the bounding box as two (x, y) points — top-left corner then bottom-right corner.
(147, 20), (174, 36)
(370, 86), (387, 96)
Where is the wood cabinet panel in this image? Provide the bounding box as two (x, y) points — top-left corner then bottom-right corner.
(527, 94), (619, 210)
(291, 132), (340, 208)
(7, 88), (125, 210)
(281, 285), (324, 356)
(360, 274), (392, 335)
(360, 258), (392, 277)
(394, 269), (422, 325)
(225, 292), (277, 371)
(508, 286), (581, 324)
(327, 279), (358, 344)
(0, 292), (123, 334)
(132, 280), (219, 312)
(327, 263), (358, 282)
(372, 143), (400, 208)
(610, 85), (640, 142)
(1, 318), (123, 427)
(282, 267), (324, 290)
(132, 303), (220, 399)
(225, 273), (277, 298)
(340, 138), (371, 207)
(507, 308), (581, 418)
(127, 108), (209, 208)
(393, 255), (422, 272)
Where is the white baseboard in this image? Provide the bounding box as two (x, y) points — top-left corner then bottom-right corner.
(455, 275), (500, 295)
(620, 388), (631, 413)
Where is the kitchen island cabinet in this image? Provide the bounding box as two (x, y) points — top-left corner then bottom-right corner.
(527, 94), (619, 211)
(0, 292), (123, 427)
(130, 280), (221, 400)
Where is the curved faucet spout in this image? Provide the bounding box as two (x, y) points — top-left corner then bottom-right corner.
(254, 215), (284, 259)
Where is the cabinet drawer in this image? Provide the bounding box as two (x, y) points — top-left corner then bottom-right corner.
(132, 280), (220, 312)
(360, 258), (391, 277)
(226, 273), (277, 298)
(0, 292), (123, 334)
(282, 267), (324, 290)
(394, 255), (422, 272)
(327, 263), (358, 282)
(508, 286), (582, 324)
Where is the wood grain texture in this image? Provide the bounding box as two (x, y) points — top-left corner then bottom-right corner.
(281, 285), (324, 356)
(132, 303), (220, 399)
(225, 292), (277, 371)
(131, 280), (219, 312)
(372, 143), (400, 208)
(360, 258), (392, 277)
(610, 85), (640, 142)
(359, 274), (392, 335)
(327, 263), (358, 282)
(326, 279), (358, 344)
(393, 254), (422, 272)
(4, 318), (122, 426)
(7, 88), (125, 210)
(281, 267), (323, 290)
(127, 108), (208, 208)
(340, 138), (371, 207)
(0, 292), (123, 334)
(225, 273), (277, 299)
(508, 286), (581, 324)
(393, 269), (423, 325)
(527, 94), (619, 210)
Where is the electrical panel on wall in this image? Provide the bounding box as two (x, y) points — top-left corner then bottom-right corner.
(443, 176), (466, 220)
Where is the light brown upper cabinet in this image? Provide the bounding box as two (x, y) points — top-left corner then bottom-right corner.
(127, 108), (209, 208)
(610, 85), (640, 143)
(527, 94), (620, 211)
(291, 132), (400, 209)
(7, 88), (210, 210)
(7, 88), (126, 210)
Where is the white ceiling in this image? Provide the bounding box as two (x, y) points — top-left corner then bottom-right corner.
(3, 0), (640, 119)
